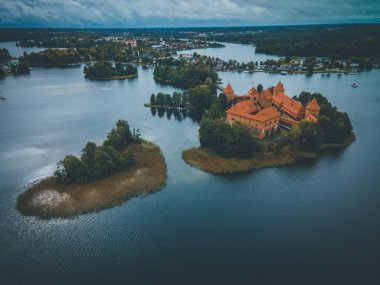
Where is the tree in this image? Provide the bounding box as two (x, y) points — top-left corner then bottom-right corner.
(81, 142), (97, 164)
(150, 94), (156, 105)
(156, 93), (166, 106)
(172, 92), (182, 106)
(247, 61), (255, 70)
(296, 121), (323, 151)
(217, 93), (229, 111)
(257, 84), (263, 93)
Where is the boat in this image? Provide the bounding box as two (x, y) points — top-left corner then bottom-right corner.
(0, 96), (5, 100)
(243, 70), (249, 73)
(351, 83), (358, 88)
(281, 71), (287, 75)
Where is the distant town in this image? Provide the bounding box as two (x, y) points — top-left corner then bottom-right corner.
(1, 25), (379, 77)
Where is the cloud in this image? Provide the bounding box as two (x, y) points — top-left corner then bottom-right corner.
(0, 0), (379, 27)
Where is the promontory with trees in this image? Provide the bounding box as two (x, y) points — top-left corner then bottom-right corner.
(17, 120), (167, 218)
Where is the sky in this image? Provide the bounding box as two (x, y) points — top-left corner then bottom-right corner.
(0, 0), (379, 28)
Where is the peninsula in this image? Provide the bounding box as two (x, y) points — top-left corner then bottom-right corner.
(17, 120), (166, 218)
(183, 82), (355, 174)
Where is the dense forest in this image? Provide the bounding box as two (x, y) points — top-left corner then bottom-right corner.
(84, 61), (137, 79)
(149, 85), (223, 110)
(199, 118), (260, 158)
(22, 49), (81, 67)
(54, 120), (141, 184)
(153, 64), (218, 88)
(208, 25), (380, 58)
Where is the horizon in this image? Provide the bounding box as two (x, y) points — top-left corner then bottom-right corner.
(1, 0), (379, 28)
(0, 22), (379, 30)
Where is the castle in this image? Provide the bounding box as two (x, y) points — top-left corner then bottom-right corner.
(225, 81), (320, 139)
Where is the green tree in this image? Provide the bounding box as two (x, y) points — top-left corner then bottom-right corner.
(257, 84), (263, 93)
(150, 94), (156, 105)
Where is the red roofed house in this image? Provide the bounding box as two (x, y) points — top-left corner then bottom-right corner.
(226, 81), (321, 139)
(125, 39), (137, 47)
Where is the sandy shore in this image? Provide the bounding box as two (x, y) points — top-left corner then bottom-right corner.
(17, 141), (166, 219)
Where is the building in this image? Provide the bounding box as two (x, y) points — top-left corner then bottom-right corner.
(125, 39), (137, 47)
(226, 81), (320, 139)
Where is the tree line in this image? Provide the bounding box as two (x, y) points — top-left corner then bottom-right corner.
(54, 120), (141, 184)
(199, 118), (260, 158)
(208, 25), (380, 58)
(84, 61), (137, 79)
(153, 64), (218, 88)
(22, 49), (81, 67)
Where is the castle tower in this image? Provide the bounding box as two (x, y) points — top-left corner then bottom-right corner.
(274, 81), (285, 94)
(305, 98), (321, 118)
(223, 83), (235, 102)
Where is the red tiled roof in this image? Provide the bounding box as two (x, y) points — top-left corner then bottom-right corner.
(262, 89), (272, 100)
(305, 114), (318, 122)
(252, 106), (281, 122)
(227, 102), (280, 122)
(272, 91), (304, 118)
(306, 98), (321, 111)
(274, 81), (284, 93)
(226, 100), (259, 115)
(280, 116), (300, 125)
(224, 83), (234, 95)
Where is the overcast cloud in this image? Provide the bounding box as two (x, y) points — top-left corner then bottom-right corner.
(0, 0), (379, 27)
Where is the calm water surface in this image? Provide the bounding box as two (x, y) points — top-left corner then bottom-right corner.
(0, 43), (379, 285)
(178, 42), (278, 63)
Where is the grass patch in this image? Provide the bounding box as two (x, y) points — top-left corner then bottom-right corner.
(87, 74), (138, 80)
(183, 133), (356, 175)
(17, 141), (166, 219)
(182, 147), (295, 174)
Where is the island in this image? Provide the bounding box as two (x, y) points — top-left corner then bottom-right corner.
(183, 82), (355, 174)
(84, 61), (138, 80)
(17, 120), (167, 218)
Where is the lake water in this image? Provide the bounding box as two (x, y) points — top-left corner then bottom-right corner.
(1, 42), (380, 285)
(0, 41), (45, 58)
(178, 42), (278, 63)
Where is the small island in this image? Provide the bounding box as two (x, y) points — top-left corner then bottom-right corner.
(17, 120), (166, 218)
(84, 61), (138, 80)
(183, 82), (355, 174)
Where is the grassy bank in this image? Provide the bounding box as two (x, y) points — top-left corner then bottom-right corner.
(182, 147), (295, 174)
(17, 141), (166, 219)
(87, 74), (138, 80)
(182, 133), (355, 174)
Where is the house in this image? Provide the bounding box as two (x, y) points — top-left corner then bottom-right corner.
(125, 39), (137, 47)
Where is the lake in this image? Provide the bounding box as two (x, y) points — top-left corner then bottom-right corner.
(177, 42), (279, 63)
(0, 42), (379, 285)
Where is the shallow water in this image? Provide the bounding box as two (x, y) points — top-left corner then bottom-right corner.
(0, 42), (379, 284)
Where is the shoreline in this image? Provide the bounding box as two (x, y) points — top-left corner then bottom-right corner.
(16, 141), (166, 219)
(86, 74), (138, 80)
(182, 133), (355, 174)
